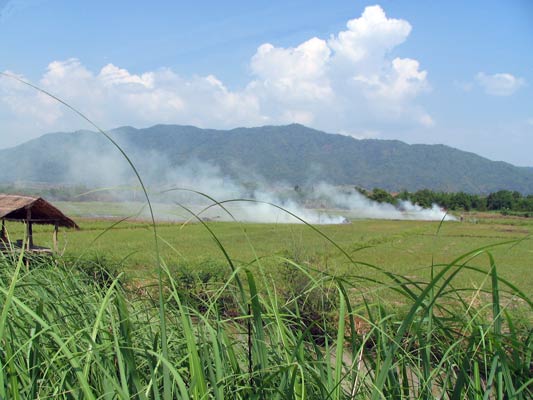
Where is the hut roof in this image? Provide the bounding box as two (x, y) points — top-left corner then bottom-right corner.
(0, 194), (79, 229)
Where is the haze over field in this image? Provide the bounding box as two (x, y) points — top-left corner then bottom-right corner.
(1, 126), (461, 223)
(58, 173), (456, 225)
(64, 166), (457, 224)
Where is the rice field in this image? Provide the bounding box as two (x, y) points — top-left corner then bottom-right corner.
(4, 203), (532, 297)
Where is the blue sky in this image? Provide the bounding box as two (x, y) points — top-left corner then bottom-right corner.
(1, 0), (532, 166)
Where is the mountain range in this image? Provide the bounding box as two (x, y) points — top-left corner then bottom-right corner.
(2, 124), (532, 194)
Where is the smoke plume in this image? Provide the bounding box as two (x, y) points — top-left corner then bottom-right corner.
(63, 142), (455, 223)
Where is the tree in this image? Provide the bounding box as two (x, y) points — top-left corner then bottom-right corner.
(487, 190), (515, 210)
(370, 188), (396, 204)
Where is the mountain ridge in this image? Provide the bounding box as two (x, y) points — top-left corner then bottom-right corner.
(2, 124), (532, 194)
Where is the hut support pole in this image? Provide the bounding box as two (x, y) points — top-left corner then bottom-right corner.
(53, 223), (59, 252)
(26, 207), (33, 250)
(1, 219), (5, 241)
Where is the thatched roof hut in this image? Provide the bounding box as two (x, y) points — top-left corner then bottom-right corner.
(0, 194), (78, 252)
(0, 195), (78, 228)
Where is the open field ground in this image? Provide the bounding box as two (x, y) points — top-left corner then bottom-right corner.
(4, 201), (532, 300)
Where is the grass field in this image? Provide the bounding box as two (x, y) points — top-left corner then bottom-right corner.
(5, 201), (532, 300)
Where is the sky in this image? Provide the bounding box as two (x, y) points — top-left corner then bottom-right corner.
(1, 0), (532, 166)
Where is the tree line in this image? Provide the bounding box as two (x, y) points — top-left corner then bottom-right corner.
(357, 188), (533, 215)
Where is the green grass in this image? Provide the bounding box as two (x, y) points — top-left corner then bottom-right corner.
(4, 208), (532, 301)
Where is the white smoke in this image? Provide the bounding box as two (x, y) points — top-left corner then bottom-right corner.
(312, 183), (455, 222)
(202, 192), (347, 225)
(63, 144), (455, 224)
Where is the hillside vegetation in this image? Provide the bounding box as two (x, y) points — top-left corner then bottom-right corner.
(1, 124), (532, 193)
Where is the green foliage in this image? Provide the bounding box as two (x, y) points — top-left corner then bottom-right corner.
(361, 188), (533, 214)
(487, 190), (517, 210)
(171, 260), (236, 315)
(66, 253), (125, 289)
(369, 188), (397, 204)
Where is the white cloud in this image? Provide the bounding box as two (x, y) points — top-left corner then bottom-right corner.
(329, 5), (411, 66)
(246, 5), (430, 129)
(475, 72), (525, 96)
(250, 37), (332, 101)
(0, 5), (433, 147)
(353, 57), (428, 100)
(0, 59), (263, 143)
(99, 64), (154, 88)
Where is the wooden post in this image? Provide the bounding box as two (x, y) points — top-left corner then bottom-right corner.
(53, 223), (59, 252)
(26, 207), (33, 250)
(1, 219), (5, 242)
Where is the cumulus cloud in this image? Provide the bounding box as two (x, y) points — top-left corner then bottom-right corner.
(247, 5), (430, 129)
(250, 37), (332, 101)
(475, 72), (525, 96)
(329, 5), (411, 67)
(0, 59), (264, 145)
(0, 5), (432, 147)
